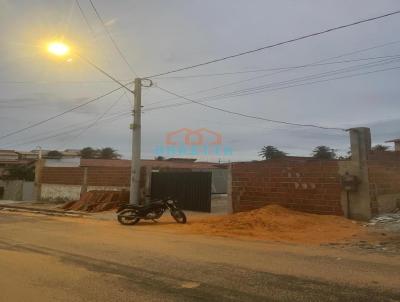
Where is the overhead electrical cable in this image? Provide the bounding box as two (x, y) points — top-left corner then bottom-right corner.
(146, 57), (400, 111)
(3, 111), (131, 148)
(144, 10), (400, 78)
(0, 87), (123, 141)
(146, 39), (400, 107)
(2, 54), (399, 86)
(200, 57), (400, 99)
(88, 0), (138, 76)
(155, 55), (400, 79)
(3, 13), (400, 141)
(75, 0), (96, 36)
(155, 85), (346, 131)
(66, 91), (128, 143)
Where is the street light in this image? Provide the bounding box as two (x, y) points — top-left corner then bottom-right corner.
(47, 41), (70, 57)
(45, 39), (142, 205)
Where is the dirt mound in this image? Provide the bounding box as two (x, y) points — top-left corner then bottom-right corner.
(183, 205), (363, 244)
(62, 190), (129, 212)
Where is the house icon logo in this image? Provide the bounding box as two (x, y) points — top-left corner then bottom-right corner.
(165, 128), (222, 146)
(154, 128), (232, 157)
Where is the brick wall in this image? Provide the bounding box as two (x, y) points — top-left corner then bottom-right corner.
(87, 167), (130, 186)
(368, 152), (400, 214)
(40, 166), (146, 189)
(41, 167), (83, 185)
(231, 159), (343, 215)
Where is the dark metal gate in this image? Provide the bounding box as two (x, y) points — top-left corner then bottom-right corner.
(151, 172), (212, 212)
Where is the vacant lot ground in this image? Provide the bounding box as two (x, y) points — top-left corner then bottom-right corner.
(0, 210), (399, 301)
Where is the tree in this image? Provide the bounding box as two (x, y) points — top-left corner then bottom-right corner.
(338, 148), (352, 160)
(155, 156), (165, 160)
(98, 147), (121, 159)
(312, 146), (336, 160)
(372, 144), (390, 152)
(80, 147), (98, 159)
(4, 165), (35, 181)
(258, 146), (287, 160)
(47, 150), (62, 159)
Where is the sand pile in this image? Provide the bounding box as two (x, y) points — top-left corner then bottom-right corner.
(183, 205), (362, 244)
(62, 190), (129, 212)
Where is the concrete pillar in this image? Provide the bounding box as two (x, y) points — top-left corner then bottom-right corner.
(226, 163), (233, 214)
(338, 127), (372, 220)
(80, 167), (88, 196)
(34, 159), (44, 201)
(144, 166), (152, 204)
(349, 127), (371, 164)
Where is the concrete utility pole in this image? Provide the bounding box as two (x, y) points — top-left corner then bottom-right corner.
(130, 78), (142, 205)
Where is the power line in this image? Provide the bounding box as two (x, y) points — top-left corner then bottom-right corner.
(146, 53), (400, 107)
(0, 80), (130, 85)
(0, 17), (400, 139)
(67, 91), (127, 143)
(144, 10), (400, 78)
(145, 39), (400, 107)
(205, 57), (400, 99)
(211, 64), (400, 101)
(75, 0), (96, 36)
(146, 57), (400, 111)
(155, 55), (400, 79)
(146, 10), (400, 78)
(77, 54), (134, 93)
(88, 0), (138, 76)
(0, 86), (123, 141)
(0, 51), (134, 141)
(155, 85), (346, 131)
(3, 111), (131, 148)
(149, 64), (400, 112)
(3, 55), (399, 86)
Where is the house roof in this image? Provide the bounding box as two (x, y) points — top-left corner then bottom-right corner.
(166, 158), (197, 162)
(0, 150), (18, 154)
(0, 159), (35, 165)
(80, 159), (225, 169)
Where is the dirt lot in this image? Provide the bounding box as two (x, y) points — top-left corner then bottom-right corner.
(0, 207), (400, 301)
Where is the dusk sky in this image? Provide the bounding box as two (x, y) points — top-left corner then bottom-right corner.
(1, 0), (400, 161)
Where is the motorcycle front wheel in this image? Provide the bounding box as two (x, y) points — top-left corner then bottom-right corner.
(171, 210), (187, 224)
(117, 209), (140, 225)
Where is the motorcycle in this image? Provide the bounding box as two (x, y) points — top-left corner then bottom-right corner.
(117, 198), (187, 225)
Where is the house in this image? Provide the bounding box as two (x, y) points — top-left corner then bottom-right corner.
(0, 150), (19, 162)
(17, 151), (39, 160)
(0, 150), (35, 178)
(385, 139), (400, 151)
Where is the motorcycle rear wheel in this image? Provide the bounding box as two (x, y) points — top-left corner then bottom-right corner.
(117, 209), (140, 225)
(171, 210), (187, 224)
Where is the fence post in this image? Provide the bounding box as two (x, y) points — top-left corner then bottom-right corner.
(338, 127), (372, 220)
(144, 166), (152, 204)
(80, 167), (88, 196)
(34, 159), (44, 201)
(227, 163), (233, 213)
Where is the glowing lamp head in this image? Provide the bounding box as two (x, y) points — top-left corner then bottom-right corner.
(47, 42), (70, 56)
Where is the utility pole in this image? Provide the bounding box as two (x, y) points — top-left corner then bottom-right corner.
(130, 78), (141, 204)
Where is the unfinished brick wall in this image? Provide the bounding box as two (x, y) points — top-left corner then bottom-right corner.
(231, 159), (343, 215)
(368, 152), (400, 213)
(40, 167), (84, 185)
(86, 166), (147, 188)
(87, 167), (130, 186)
(41, 166), (146, 189)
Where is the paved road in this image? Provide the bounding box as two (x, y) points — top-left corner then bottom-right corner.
(0, 212), (399, 301)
